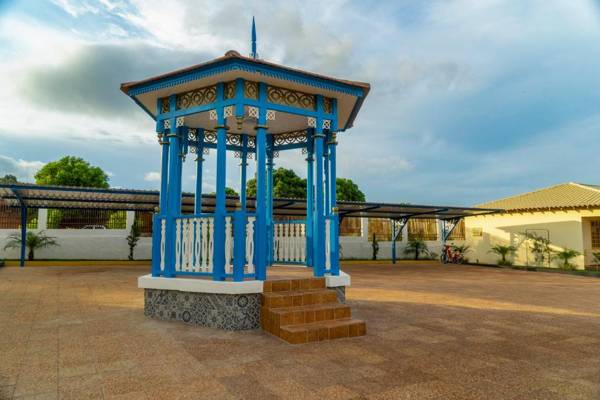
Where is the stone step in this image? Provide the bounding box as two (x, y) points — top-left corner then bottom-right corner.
(263, 277), (326, 293)
(279, 318), (366, 344)
(262, 288), (338, 308)
(261, 303), (352, 336)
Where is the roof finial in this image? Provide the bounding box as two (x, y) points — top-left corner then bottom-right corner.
(251, 17), (257, 59)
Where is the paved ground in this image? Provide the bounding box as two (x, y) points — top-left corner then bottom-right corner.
(1, 262), (599, 400)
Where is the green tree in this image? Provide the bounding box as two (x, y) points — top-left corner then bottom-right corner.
(553, 248), (580, 270)
(336, 178), (366, 202)
(4, 231), (59, 261)
(35, 156), (109, 188)
(488, 244), (517, 266)
(403, 238), (430, 260)
(245, 167), (365, 201)
(209, 187), (238, 197)
(246, 168), (306, 199)
(0, 174), (18, 184)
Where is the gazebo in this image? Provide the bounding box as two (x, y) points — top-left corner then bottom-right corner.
(121, 22), (370, 338)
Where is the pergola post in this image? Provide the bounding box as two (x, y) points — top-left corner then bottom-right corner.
(255, 82), (268, 280)
(305, 129), (314, 268)
(194, 128), (205, 214)
(18, 199), (26, 267)
(213, 83), (227, 281)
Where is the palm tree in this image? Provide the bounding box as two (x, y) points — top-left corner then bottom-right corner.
(4, 231), (59, 261)
(489, 244), (517, 265)
(403, 238), (429, 260)
(553, 248), (580, 270)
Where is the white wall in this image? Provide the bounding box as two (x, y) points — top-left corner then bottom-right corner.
(0, 210), (152, 260)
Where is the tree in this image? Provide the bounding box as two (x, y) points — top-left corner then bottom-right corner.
(35, 156), (109, 188)
(4, 231), (59, 261)
(0, 174), (18, 184)
(525, 232), (551, 266)
(209, 187), (239, 197)
(489, 244), (517, 266)
(371, 233), (379, 260)
(336, 178), (366, 202)
(245, 167), (366, 201)
(127, 222), (141, 261)
(553, 248), (580, 270)
(404, 238), (430, 260)
(246, 168), (306, 199)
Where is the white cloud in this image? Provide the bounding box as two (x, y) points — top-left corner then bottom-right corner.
(144, 171), (160, 182)
(0, 155), (45, 182)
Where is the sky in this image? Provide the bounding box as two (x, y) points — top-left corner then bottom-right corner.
(0, 0), (599, 206)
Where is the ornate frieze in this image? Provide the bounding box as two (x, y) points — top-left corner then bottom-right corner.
(204, 131), (217, 144)
(176, 84), (217, 110)
(247, 106), (259, 119)
(272, 130), (308, 146)
(224, 105), (234, 118)
(224, 80), (236, 99)
(244, 80), (259, 99)
(163, 119), (171, 129)
(307, 117), (316, 128)
(227, 134), (243, 146)
(266, 110), (276, 121)
(267, 85), (315, 110)
(176, 116), (185, 128)
(322, 119), (331, 130)
(209, 109), (217, 120)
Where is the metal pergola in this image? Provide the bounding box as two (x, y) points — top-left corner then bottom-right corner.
(0, 183), (500, 266)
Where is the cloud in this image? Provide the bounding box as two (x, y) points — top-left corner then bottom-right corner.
(0, 155), (45, 182)
(144, 171), (160, 182)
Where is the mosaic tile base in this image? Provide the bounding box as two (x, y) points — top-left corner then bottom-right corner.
(144, 289), (261, 330)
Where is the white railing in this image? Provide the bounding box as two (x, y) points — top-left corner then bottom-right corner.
(174, 216), (214, 273)
(274, 221), (306, 263)
(246, 216), (256, 274)
(325, 218), (331, 270)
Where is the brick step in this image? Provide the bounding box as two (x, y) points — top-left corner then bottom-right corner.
(279, 318), (366, 344)
(262, 288), (337, 308)
(262, 303), (352, 335)
(263, 277), (326, 293)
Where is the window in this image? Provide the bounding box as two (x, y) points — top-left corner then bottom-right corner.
(340, 217), (362, 237)
(408, 218), (438, 241)
(135, 211), (154, 236)
(46, 209), (126, 229)
(368, 218), (391, 241)
(448, 220), (465, 240)
(592, 221), (600, 248)
(471, 227), (483, 237)
(0, 204), (38, 229)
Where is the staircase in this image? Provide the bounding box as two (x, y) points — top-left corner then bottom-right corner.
(261, 277), (366, 344)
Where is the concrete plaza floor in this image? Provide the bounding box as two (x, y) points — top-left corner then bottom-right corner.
(1, 261), (599, 399)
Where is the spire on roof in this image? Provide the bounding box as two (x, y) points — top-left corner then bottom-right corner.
(250, 17), (257, 59)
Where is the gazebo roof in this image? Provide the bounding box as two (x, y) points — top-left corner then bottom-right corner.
(120, 50), (370, 131)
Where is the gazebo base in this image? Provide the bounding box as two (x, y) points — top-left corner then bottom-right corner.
(144, 289), (261, 330)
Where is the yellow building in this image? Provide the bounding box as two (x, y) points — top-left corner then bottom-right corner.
(461, 183), (600, 269)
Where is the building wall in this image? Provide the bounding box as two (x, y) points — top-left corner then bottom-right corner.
(458, 209), (600, 269)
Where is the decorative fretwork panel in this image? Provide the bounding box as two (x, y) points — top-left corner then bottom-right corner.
(244, 80), (259, 99)
(224, 80), (236, 99)
(267, 85), (316, 110)
(160, 98), (170, 114)
(176, 85), (217, 110)
(323, 97), (332, 114)
(272, 130), (308, 146)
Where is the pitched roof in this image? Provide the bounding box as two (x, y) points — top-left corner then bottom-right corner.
(476, 183), (600, 212)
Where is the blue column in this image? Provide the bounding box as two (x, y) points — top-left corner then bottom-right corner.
(213, 86), (227, 281)
(255, 83), (268, 280)
(194, 129), (205, 214)
(305, 129), (314, 267)
(165, 99), (182, 277)
(19, 203), (26, 267)
(266, 136), (274, 266)
(159, 136), (169, 214)
(324, 137), (330, 213)
(314, 125), (326, 277)
(392, 220), (397, 264)
(328, 132), (340, 275)
(240, 134), (248, 210)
